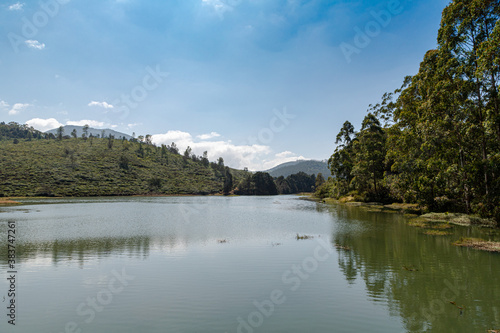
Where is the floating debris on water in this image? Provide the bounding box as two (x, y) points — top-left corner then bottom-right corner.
(296, 234), (314, 240)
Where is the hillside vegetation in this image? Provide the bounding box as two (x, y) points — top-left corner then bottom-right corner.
(0, 136), (241, 197)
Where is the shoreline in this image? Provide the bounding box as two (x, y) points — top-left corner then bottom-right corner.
(307, 195), (497, 228)
(0, 198), (21, 206)
(305, 194), (500, 253)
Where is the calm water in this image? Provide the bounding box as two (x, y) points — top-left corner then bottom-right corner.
(0, 196), (499, 332)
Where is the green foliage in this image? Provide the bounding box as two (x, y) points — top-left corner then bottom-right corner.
(119, 155), (129, 170)
(223, 167), (233, 195)
(0, 122), (44, 140)
(235, 172), (278, 195)
(322, 0), (500, 224)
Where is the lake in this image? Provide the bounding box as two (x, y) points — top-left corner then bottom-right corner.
(0, 195), (499, 332)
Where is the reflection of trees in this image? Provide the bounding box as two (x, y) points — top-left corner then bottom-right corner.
(330, 204), (500, 332)
(0, 236), (152, 267)
(0, 231), (197, 268)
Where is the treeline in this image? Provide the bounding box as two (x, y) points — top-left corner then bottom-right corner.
(0, 122), (46, 141)
(234, 171), (321, 195)
(317, 0), (500, 224)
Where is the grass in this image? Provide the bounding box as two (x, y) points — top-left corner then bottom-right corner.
(0, 138), (248, 197)
(453, 237), (500, 253)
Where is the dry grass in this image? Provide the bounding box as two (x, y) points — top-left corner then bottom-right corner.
(0, 198), (20, 205)
(420, 213), (495, 227)
(453, 238), (500, 253)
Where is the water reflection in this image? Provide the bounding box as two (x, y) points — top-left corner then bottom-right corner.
(329, 203), (500, 332)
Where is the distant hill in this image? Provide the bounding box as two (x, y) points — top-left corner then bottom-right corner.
(46, 125), (132, 140)
(266, 160), (330, 178)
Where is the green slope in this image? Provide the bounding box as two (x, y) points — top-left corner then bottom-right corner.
(0, 138), (239, 197)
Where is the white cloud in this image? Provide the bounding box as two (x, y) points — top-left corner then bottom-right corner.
(26, 118), (115, 132)
(8, 2), (24, 10)
(66, 120), (106, 128)
(26, 118), (63, 132)
(197, 132), (221, 140)
(25, 40), (45, 50)
(0, 100), (9, 109)
(152, 130), (306, 171)
(201, 0), (232, 18)
(8, 103), (30, 115)
(127, 123), (140, 129)
(88, 101), (114, 109)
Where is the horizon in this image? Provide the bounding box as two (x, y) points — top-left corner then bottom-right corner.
(1, 0), (450, 170)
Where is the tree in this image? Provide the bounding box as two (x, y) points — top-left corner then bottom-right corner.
(217, 157), (224, 171)
(161, 144), (168, 164)
(82, 124), (89, 140)
(136, 143), (144, 158)
(351, 113), (386, 198)
(168, 142), (179, 154)
(148, 177), (162, 192)
(223, 167), (233, 195)
(71, 129), (77, 139)
(183, 146), (192, 164)
(252, 172), (278, 195)
(328, 121), (356, 197)
(201, 151), (209, 167)
(315, 173), (325, 189)
(437, 0), (500, 211)
(57, 126), (64, 141)
(119, 155), (129, 170)
(107, 135), (114, 149)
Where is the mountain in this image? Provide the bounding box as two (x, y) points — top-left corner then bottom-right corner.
(46, 125), (132, 140)
(266, 160), (330, 178)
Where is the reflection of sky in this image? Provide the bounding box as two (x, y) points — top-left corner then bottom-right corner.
(0, 196), (336, 266)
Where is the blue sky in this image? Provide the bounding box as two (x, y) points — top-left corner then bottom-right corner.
(1, 0), (450, 170)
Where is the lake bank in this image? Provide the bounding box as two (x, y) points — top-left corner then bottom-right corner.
(308, 195), (497, 227)
(303, 194), (500, 253)
(0, 198), (20, 205)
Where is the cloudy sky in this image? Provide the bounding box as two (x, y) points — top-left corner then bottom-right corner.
(1, 0), (449, 170)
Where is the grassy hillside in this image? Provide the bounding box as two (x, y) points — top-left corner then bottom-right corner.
(267, 160), (329, 178)
(0, 137), (243, 197)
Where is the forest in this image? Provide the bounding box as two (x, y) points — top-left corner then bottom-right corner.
(317, 0), (500, 225)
